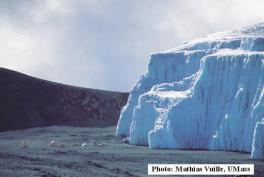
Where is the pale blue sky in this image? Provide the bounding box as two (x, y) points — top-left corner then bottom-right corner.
(0, 0), (264, 92)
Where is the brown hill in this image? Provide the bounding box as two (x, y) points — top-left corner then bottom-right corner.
(0, 68), (128, 132)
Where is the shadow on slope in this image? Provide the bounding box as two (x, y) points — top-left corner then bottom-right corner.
(0, 68), (128, 132)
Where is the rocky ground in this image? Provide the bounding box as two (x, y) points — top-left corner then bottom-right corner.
(0, 126), (263, 177)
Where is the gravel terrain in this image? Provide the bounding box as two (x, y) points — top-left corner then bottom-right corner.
(0, 126), (263, 177)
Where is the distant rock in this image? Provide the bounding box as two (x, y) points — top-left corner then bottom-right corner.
(81, 143), (88, 147)
(48, 140), (65, 148)
(0, 68), (128, 132)
(20, 141), (28, 148)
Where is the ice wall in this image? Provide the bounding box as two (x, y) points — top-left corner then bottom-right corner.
(116, 23), (264, 159)
(251, 119), (264, 159)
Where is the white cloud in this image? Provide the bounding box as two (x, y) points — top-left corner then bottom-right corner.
(0, 0), (263, 91)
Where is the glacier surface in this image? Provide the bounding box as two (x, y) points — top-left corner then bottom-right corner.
(116, 23), (264, 159)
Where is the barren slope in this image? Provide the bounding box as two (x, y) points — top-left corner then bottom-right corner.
(0, 68), (128, 131)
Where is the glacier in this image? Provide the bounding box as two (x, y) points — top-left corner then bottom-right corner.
(116, 23), (264, 159)
(251, 119), (264, 159)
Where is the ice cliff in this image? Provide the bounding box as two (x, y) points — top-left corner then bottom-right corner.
(116, 23), (264, 159)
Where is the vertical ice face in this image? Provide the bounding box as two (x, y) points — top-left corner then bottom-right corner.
(116, 23), (264, 159)
(116, 74), (154, 137)
(251, 119), (264, 159)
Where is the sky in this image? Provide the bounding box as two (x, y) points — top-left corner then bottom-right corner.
(0, 0), (264, 92)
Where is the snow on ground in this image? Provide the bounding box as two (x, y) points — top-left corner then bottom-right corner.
(116, 23), (264, 159)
